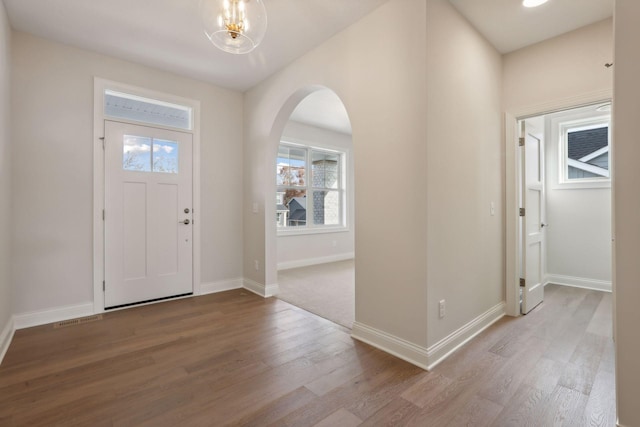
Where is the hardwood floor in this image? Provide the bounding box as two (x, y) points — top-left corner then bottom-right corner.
(0, 285), (615, 426)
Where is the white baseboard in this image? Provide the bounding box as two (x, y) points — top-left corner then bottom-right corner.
(199, 278), (243, 295)
(243, 279), (279, 298)
(0, 316), (15, 365)
(545, 274), (611, 292)
(351, 322), (430, 370)
(277, 252), (354, 271)
(13, 302), (95, 330)
(351, 301), (506, 372)
(426, 302), (506, 370)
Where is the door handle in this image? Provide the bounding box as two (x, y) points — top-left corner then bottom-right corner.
(179, 219), (190, 225)
(541, 223), (548, 228)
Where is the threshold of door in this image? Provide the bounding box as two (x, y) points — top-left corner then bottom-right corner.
(105, 292), (194, 311)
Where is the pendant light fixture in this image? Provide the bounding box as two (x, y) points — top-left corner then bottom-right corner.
(200, 0), (267, 54)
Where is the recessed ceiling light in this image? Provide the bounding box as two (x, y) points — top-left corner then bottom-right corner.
(523, 0), (549, 7)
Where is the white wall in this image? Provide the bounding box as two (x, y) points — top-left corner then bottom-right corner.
(613, 1), (640, 425)
(543, 108), (611, 290)
(425, 0), (504, 347)
(503, 18), (613, 314)
(244, 0), (430, 347)
(277, 120), (354, 269)
(0, 0), (12, 343)
(10, 32), (244, 315)
(503, 18), (613, 114)
(245, 0), (504, 367)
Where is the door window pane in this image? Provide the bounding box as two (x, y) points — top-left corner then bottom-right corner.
(152, 139), (179, 173)
(123, 135), (152, 172)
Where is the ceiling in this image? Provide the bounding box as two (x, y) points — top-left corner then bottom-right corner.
(289, 90), (352, 136)
(2, 0), (388, 92)
(449, 0), (614, 53)
(2, 0), (614, 131)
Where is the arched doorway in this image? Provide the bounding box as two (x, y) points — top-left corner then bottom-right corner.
(272, 88), (355, 328)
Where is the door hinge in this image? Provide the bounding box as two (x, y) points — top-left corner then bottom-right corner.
(102, 280), (105, 291)
(519, 137), (525, 147)
(520, 278), (525, 287)
(519, 208), (525, 217)
(99, 137), (105, 149)
(102, 209), (105, 221)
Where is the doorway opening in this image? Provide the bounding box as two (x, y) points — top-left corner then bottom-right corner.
(516, 102), (612, 315)
(274, 89), (355, 329)
(93, 79), (201, 313)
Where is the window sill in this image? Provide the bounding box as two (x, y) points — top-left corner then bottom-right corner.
(277, 226), (350, 237)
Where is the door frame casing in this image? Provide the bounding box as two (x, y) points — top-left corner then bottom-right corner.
(93, 78), (202, 313)
(504, 89), (612, 317)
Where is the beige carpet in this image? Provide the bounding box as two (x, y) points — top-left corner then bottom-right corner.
(276, 259), (354, 329)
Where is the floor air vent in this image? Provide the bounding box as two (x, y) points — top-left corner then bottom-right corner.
(54, 315), (103, 328)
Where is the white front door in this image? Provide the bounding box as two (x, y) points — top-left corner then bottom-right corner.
(520, 120), (545, 314)
(104, 120), (193, 308)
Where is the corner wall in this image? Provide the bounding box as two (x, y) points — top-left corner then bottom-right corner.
(503, 18), (613, 114)
(244, 0), (430, 351)
(425, 0), (504, 353)
(0, 0), (13, 360)
(613, 1), (640, 425)
(10, 32), (244, 316)
(543, 108), (611, 291)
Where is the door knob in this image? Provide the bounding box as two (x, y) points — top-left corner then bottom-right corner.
(179, 219), (190, 225)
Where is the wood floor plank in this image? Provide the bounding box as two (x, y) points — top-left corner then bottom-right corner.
(447, 395), (503, 427)
(312, 408), (361, 427)
(0, 286), (616, 426)
(581, 368), (617, 427)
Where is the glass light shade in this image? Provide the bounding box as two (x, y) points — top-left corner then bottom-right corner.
(200, 0), (267, 54)
(522, 0), (549, 7)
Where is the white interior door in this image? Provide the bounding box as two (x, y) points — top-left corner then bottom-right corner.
(520, 120), (545, 314)
(104, 120), (193, 308)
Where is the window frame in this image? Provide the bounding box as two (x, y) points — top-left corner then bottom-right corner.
(277, 140), (348, 236)
(558, 116), (611, 188)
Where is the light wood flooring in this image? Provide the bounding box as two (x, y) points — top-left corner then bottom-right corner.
(0, 284), (615, 426)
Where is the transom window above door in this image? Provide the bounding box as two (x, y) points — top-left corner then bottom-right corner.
(104, 89), (193, 131)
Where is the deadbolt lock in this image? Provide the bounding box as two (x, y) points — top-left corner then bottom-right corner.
(184, 208), (190, 214)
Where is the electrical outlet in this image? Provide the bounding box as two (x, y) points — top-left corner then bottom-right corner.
(254, 260), (259, 271)
(439, 299), (446, 318)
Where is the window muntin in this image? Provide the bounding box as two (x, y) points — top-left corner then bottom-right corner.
(277, 143), (345, 231)
(560, 118), (610, 183)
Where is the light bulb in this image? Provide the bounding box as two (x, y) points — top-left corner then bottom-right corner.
(523, 0), (549, 7)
